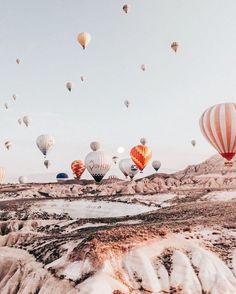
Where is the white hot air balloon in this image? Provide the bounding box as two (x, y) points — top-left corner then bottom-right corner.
(90, 141), (101, 151)
(85, 143), (112, 182)
(66, 82), (74, 92)
(80, 76), (85, 82)
(119, 158), (139, 179)
(4, 103), (8, 110)
(140, 137), (147, 145)
(0, 167), (6, 184)
(36, 135), (55, 158)
(19, 176), (28, 184)
(141, 64), (146, 71)
(124, 100), (130, 108)
(122, 4), (130, 14)
(117, 146), (125, 154)
(44, 160), (51, 169)
(12, 94), (17, 101)
(5, 141), (12, 150)
(16, 58), (20, 64)
(18, 118), (22, 126)
(112, 156), (119, 164)
(191, 140), (196, 147)
(152, 160), (161, 172)
(23, 116), (32, 127)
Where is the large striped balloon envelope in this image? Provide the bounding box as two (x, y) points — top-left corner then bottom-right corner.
(199, 102), (236, 161)
(130, 144), (152, 171)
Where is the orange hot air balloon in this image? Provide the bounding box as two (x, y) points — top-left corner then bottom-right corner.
(200, 102), (236, 161)
(71, 160), (86, 179)
(130, 139), (152, 172)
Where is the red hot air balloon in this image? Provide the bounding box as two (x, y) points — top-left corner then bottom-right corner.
(71, 160), (86, 179)
(130, 138), (152, 172)
(200, 103), (236, 161)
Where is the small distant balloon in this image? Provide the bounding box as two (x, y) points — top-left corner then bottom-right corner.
(18, 118), (22, 126)
(124, 100), (130, 108)
(123, 4), (130, 14)
(36, 134), (55, 158)
(5, 141), (12, 150)
(12, 94), (17, 101)
(191, 140), (196, 147)
(141, 64), (146, 71)
(171, 42), (179, 53)
(112, 156), (119, 164)
(77, 32), (91, 50)
(44, 160), (51, 169)
(16, 58), (20, 64)
(19, 176), (28, 184)
(66, 82), (73, 92)
(140, 138), (147, 145)
(152, 160), (161, 172)
(4, 103), (8, 110)
(90, 141), (101, 151)
(80, 76), (85, 82)
(23, 116), (32, 127)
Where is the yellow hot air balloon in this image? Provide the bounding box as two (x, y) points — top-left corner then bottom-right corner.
(77, 32), (91, 50)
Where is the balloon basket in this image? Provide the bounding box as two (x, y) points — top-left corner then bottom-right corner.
(224, 161), (233, 168)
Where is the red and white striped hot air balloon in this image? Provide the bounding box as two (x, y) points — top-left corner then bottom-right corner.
(71, 160), (86, 179)
(200, 103), (236, 161)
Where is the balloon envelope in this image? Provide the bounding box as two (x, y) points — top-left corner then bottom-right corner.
(44, 160), (51, 169)
(56, 173), (69, 182)
(19, 176), (28, 184)
(191, 140), (196, 147)
(152, 160), (161, 172)
(5, 141), (12, 150)
(36, 135), (55, 157)
(130, 144), (152, 171)
(71, 160), (86, 179)
(23, 116), (32, 127)
(85, 150), (111, 182)
(77, 32), (91, 49)
(119, 158), (139, 179)
(200, 103), (236, 161)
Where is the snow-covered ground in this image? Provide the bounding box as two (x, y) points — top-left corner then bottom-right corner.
(34, 199), (156, 219)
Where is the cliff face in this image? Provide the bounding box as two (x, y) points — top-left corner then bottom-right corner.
(0, 155), (236, 293)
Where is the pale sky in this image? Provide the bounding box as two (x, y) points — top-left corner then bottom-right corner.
(1, 0), (236, 182)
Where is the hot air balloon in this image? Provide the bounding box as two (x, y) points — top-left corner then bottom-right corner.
(5, 141), (12, 150)
(0, 167), (6, 184)
(36, 135), (55, 158)
(200, 103), (236, 161)
(85, 142), (111, 182)
(191, 140), (196, 147)
(124, 100), (130, 108)
(130, 138), (152, 172)
(90, 141), (101, 151)
(80, 76), (85, 82)
(77, 32), (91, 49)
(23, 116), (32, 127)
(19, 176), (28, 184)
(18, 118), (22, 126)
(16, 58), (20, 64)
(171, 42), (179, 53)
(112, 156), (119, 164)
(71, 160), (86, 179)
(140, 137), (147, 145)
(66, 82), (73, 92)
(4, 103), (8, 110)
(123, 4), (130, 13)
(44, 160), (51, 169)
(12, 94), (17, 101)
(56, 173), (69, 182)
(119, 158), (139, 179)
(141, 64), (146, 71)
(152, 160), (161, 172)
(108, 175), (118, 182)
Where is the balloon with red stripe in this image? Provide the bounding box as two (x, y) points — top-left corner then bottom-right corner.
(199, 103), (236, 161)
(130, 138), (152, 172)
(71, 160), (86, 179)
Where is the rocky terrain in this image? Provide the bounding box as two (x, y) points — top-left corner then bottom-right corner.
(0, 154), (236, 293)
